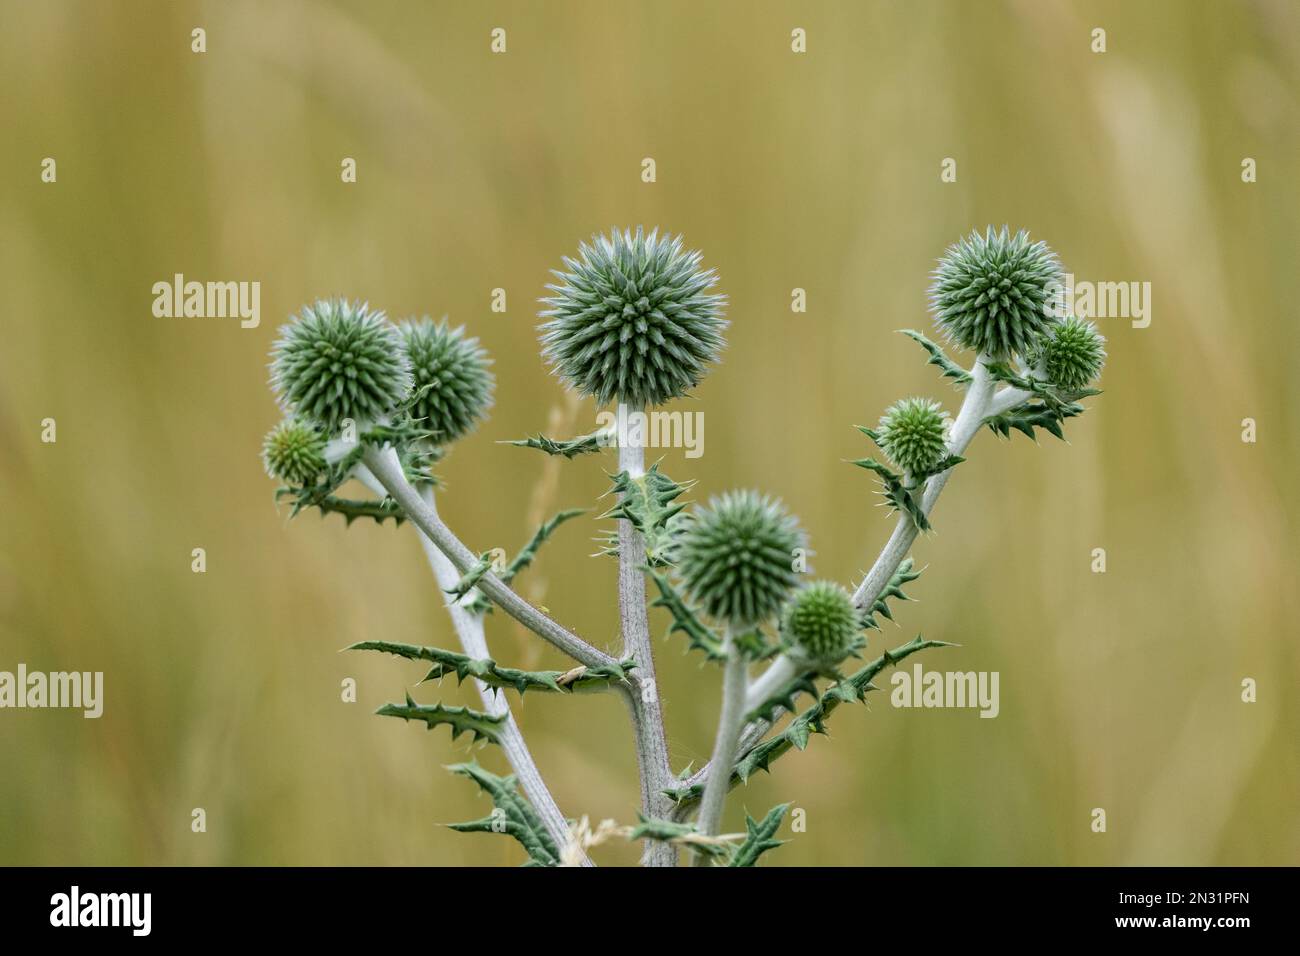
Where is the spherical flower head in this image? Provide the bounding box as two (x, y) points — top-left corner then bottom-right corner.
(928, 226), (1063, 358)
(1032, 316), (1106, 392)
(261, 418), (327, 485)
(270, 299), (411, 434)
(783, 581), (860, 666)
(878, 397), (950, 476)
(398, 317), (495, 445)
(539, 226), (727, 408)
(676, 490), (804, 629)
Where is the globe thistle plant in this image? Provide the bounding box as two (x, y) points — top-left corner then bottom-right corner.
(261, 418), (327, 485)
(877, 397), (950, 477)
(676, 490), (804, 630)
(256, 227), (1103, 868)
(538, 226), (727, 409)
(398, 317), (495, 445)
(270, 299), (411, 434)
(929, 226), (1062, 359)
(783, 580), (861, 666)
(1031, 316), (1106, 392)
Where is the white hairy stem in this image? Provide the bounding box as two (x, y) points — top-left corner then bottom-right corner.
(684, 354), (1005, 817)
(850, 354), (997, 610)
(694, 626), (749, 859)
(351, 463), (388, 498)
(615, 403), (678, 867)
(742, 653), (801, 715)
(362, 445), (617, 670)
(414, 485), (590, 866)
(985, 384), (1034, 419)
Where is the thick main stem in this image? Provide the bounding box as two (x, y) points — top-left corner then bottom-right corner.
(362, 445), (616, 671)
(615, 403), (677, 867)
(413, 486), (588, 865)
(694, 627), (748, 861)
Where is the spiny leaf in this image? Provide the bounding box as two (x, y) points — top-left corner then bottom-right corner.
(983, 403), (1071, 442)
(860, 557), (923, 630)
(629, 815), (699, 843)
(629, 816), (734, 860)
(648, 571), (725, 660)
(446, 761), (561, 866)
(275, 443), (366, 519)
(375, 695), (505, 744)
(900, 329), (973, 386)
(914, 453), (965, 482)
(984, 362), (1101, 409)
(501, 429), (610, 458)
(850, 457), (931, 532)
(665, 635), (953, 805)
(446, 553), (494, 601)
(464, 508), (586, 614)
(728, 803), (791, 867)
(350, 641), (633, 695)
(601, 465), (694, 568)
(309, 493), (405, 526)
(745, 673), (821, 723)
(502, 509), (586, 584)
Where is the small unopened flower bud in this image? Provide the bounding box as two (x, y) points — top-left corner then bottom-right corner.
(783, 580), (860, 666)
(261, 418), (327, 485)
(1032, 316), (1106, 391)
(877, 397), (950, 476)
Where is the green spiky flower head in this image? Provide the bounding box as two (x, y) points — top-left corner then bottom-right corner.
(270, 299), (411, 434)
(677, 490), (804, 629)
(929, 227), (1063, 358)
(539, 226), (728, 408)
(261, 418), (327, 485)
(1031, 316), (1106, 392)
(877, 397), (950, 476)
(398, 317), (495, 445)
(783, 581), (860, 666)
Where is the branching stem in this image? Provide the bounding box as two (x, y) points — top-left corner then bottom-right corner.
(362, 445), (616, 670)
(851, 354), (997, 611)
(687, 354), (1005, 812)
(413, 486), (590, 865)
(743, 653), (801, 715)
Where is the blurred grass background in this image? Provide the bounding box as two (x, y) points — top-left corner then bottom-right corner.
(1, 0), (1296, 866)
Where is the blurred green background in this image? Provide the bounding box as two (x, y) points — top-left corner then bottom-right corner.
(1, 0), (1296, 866)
